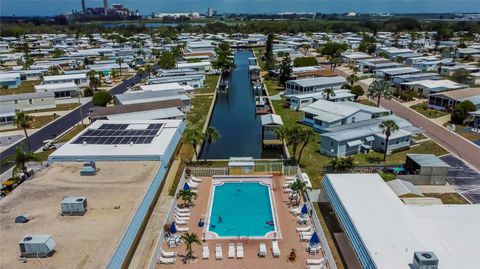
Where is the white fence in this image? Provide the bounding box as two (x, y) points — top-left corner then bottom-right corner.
(147, 169), (187, 269)
(188, 167), (229, 177)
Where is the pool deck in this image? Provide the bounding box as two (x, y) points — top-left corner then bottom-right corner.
(155, 176), (325, 268)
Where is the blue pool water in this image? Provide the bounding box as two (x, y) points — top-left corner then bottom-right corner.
(209, 182), (275, 237)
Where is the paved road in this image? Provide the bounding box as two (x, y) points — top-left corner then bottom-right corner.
(380, 98), (480, 171)
(440, 154), (480, 204)
(0, 72), (147, 173)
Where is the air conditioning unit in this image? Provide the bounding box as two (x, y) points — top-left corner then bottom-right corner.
(412, 251), (438, 269)
(60, 196), (88, 216)
(19, 235), (56, 258)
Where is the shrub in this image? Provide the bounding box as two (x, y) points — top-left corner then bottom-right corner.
(92, 91), (112, 107)
(351, 85), (364, 99)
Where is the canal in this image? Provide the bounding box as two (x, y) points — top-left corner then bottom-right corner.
(199, 50), (284, 160)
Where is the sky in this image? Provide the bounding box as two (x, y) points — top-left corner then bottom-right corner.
(1, 0), (480, 16)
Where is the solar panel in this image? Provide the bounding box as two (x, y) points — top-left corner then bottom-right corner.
(72, 123), (163, 145)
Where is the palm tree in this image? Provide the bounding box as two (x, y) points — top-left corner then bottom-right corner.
(289, 178), (312, 206)
(1, 148), (39, 177)
(379, 120), (399, 162)
(322, 88), (336, 101)
(203, 127), (220, 162)
(14, 112), (32, 150)
(110, 69), (118, 82)
(368, 80), (393, 107)
(176, 189), (198, 207)
(184, 129), (202, 162)
(296, 128), (314, 165)
(87, 70), (100, 91)
(346, 74), (359, 90)
(116, 58), (124, 76)
(180, 232), (201, 262)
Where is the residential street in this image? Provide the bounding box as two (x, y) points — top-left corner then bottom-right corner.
(380, 98), (480, 171)
(0, 72), (149, 174)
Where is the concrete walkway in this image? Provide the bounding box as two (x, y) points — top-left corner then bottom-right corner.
(403, 98), (427, 107)
(431, 114), (451, 126)
(417, 185), (456, 193)
(127, 158), (181, 269)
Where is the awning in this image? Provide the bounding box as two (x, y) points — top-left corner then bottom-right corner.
(365, 136), (375, 142)
(347, 140), (362, 147)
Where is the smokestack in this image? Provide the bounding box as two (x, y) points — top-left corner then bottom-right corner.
(81, 0), (86, 13)
(103, 0), (108, 16)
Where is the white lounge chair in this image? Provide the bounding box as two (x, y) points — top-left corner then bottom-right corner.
(296, 226), (311, 232)
(290, 207), (302, 215)
(158, 256), (176, 264)
(236, 243), (244, 259)
(307, 258), (325, 265)
(202, 243), (210, 260)
(308, 244), (323, 255)
(190, 176), (202, 183)
(175, 214), (190, 220)
(215, 243), (223, 260)
(283, 187), (293, 193)
(297, 215), (309, 225)
(301, 234), (312, 242)
(228, 242), (235, 258)
(175, 207), (190, 213)
(176, 226), (189, 233)
(307, 265), (323, 269)
(176, 211), (191, 217)
(187, 180), (199, 189)
(258, 243), (267, 257)
(272, 240), (280, 257)
(161, 249), (177, 258)
(299, 231), (313, 237)
(174, 217), (188, 225)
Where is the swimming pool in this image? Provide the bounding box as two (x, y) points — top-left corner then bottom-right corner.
(207, 182), (276, 238)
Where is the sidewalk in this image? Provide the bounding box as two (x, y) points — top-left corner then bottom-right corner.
(127, 158), (181, 269)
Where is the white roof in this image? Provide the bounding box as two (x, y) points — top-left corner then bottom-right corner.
(325, 174), (480, 269)
(260, 114), (283, 126)
(402, 79), (467, 91)
(43, 73), (86, 81)
(386, 179), (423, 197)
(50, 119), (183, 160)
(35, 82), (77, 91)
(139, 83), (193, 92)
(0, 72), (20, 80)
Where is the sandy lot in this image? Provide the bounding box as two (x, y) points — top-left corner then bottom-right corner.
(0, 161), (160, 269)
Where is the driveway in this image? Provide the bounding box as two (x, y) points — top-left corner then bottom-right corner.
(379, 98), (480, 171)
(440, 154), (480, 204)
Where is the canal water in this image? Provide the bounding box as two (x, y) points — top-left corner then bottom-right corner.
(199, 50), (283, 160)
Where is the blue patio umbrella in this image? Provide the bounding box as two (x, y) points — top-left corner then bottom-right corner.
(309, 232), (320, 246)
(183, 182), (190, 191)
(170, 222), (177, 234)
(301, 204), (308, 215)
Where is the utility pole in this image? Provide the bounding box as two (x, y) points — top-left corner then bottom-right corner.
(76, 82), (84, 126)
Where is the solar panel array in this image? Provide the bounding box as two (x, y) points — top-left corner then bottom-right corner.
(72, 123), (163, 145)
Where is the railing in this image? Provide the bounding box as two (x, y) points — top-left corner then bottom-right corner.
(306, 190), (338, 269)
(253, 161), (284, 173)
(147, 169), (187, 269)
(187, 167), (229, 177)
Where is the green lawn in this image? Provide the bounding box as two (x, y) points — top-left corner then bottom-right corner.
(195, 74), (220, 94)
(410, 102), (449, 118)
(0, 80), (40, 95)
(30, 103), (80, 113)
(443, 123), (480, 142)
(252, 48), (266, 70)
(356, 98), (377, 107)
(270, 93), (449, 189)
(55, 125), (87, 143)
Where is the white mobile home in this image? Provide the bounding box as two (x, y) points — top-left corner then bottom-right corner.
(285, 76), (346, 95)
(0, 92), (55, 112)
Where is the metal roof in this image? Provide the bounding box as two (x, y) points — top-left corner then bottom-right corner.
(406, 154), (450, 167)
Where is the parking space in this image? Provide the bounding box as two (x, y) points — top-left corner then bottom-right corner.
(440, 154), (480, 204)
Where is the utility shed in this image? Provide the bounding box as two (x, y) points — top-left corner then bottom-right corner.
(19, 234), (56, 258)
(399, 154), (450, 185)
(60, 196), (87, 215)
